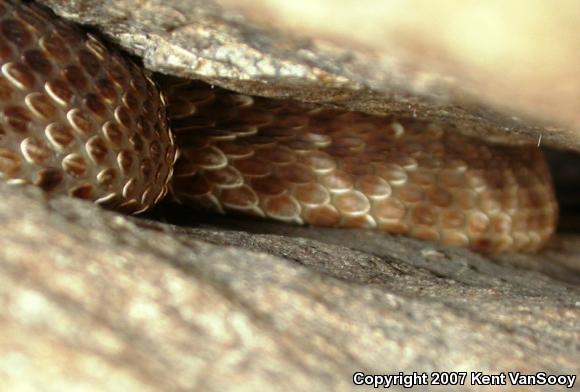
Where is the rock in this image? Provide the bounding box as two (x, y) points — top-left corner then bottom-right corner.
(1, 183), (579, 391)
(39, 0), (580, 150)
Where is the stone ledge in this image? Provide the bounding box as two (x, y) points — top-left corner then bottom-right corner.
(1, 183), (578, 391)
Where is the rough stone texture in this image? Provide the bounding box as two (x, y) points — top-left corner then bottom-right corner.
(1, 183), (579, 391)
(39, 0), (580, 150)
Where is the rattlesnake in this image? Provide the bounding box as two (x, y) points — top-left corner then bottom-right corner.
(0, 1), (558, 253)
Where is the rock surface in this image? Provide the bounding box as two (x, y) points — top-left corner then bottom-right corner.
(39, 0), (580, 150)
(1, 184), (579, 391)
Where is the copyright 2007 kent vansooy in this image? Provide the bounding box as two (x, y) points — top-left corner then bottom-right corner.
(352, 371), (577, 388)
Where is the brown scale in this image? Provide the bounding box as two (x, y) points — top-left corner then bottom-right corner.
(165, 79), (558, 253)
(0, 0), (175, 213)
(0, 1), (558, 253)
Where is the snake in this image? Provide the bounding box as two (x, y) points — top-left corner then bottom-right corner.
(0, 1), (558, 253)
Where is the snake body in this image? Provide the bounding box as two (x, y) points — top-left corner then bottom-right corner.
(0, 1), (558, 253)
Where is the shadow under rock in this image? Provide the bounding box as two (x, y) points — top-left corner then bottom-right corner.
(139, 201), (580, 287)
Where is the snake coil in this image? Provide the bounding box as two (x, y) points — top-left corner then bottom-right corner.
(0, 1), (558, 253)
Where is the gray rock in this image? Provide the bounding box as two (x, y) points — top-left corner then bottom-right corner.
(39, 0), (580, 150)
(1, 183), (579, 391)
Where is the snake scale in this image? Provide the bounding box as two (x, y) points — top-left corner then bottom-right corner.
(0, 1), (558, 253)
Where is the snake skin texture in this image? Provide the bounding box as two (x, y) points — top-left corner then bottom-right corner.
(0, 0), (176, 213)
(165, 79), (558, 253)
(0, 1), (559, 253)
